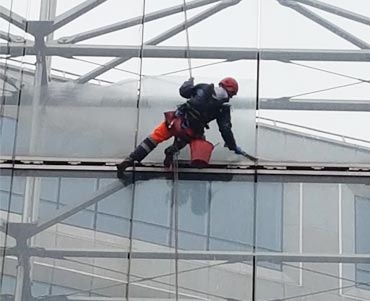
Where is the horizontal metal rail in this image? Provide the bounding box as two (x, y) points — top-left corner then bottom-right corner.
(4, 247), (370, 263)
(3, 43), (370, 61)
(258, 116), (370, 147)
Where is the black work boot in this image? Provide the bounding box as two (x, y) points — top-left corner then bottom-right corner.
(163, 151), (174, 168)
(116, 157), (134, 178)
(116, 136), (158, 178)
(163, 145), (178, 168)
(163, 139), (188, 168)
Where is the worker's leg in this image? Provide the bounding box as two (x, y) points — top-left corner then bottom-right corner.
(117, 122), (172, 177)
(163, 138), (188, 168)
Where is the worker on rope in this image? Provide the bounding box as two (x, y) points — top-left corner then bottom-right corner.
(116, 77), (256, 178)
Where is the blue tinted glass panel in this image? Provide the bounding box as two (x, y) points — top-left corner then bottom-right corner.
(96, 213), (130, 237)
(97, 179), (132, 217)
(0, 176), (25, 214)
(32, 281), (50, 297)
(132, 179), (171, 245)
(209, 181), (254, 251)
(177, 181), (209, 250)
(356, 196), (370, 289)
(39, 199), (58, 220)
(256, 182), (283, 251)
(40, 177), (59, 202)
(0, 117), (17, 155)
(0, 275), (16, 295)
(59, 178), (97, 228)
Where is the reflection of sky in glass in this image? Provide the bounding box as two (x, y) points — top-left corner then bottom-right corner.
(1, 0), (370, 141)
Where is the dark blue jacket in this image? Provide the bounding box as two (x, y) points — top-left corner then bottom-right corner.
(177, 79), (237, 150)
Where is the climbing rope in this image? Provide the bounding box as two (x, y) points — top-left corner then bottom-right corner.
(171, 4), (194, 298)
(173, 151), (180, 300)
(182, 0), (193, 79)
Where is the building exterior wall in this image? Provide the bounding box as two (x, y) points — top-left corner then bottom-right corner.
(1, 1), (370, 300)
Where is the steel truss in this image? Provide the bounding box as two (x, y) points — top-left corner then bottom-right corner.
(1, 1), (370, 300)
(0, 0), (370, 74)
(1, 167), (370, 300)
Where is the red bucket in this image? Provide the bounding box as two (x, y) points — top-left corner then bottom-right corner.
(189, 139), (214, 168)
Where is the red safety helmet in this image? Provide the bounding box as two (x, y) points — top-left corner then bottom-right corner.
(219, 77), (239, 96)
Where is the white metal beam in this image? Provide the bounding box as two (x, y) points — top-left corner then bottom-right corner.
(48, 297), (200, 301)
(27, 180), (126, 237)
(0, 5), (26, 31)
(0, 30), (26, 43)
(260, 98), (370, 111)
(292, 0), (370, 26)
(52, 0), (108, 32)
(58, 0), (225, 44)
(0, 72), (20, 89)
(6, 247), (370, 264)
(4, 43), (370, 62)
(279, 0), (370, 49)
(76, 0), (240, 83)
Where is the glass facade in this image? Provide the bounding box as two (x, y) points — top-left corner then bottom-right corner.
(1, 0), (370, 300)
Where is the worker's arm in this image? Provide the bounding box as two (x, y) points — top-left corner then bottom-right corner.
(216, 105), (237, 151)
(179, 77), (195, 98)
(217, 106), (257, 161)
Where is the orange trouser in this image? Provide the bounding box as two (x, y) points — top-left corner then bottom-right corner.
(150, 118), (196, 144)
(150, 121), (173, 143)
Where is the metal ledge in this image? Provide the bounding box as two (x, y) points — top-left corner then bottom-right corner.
(1, 163), (370, 184)
(3, 43), (370, 61)
(4, 247), (370, 263)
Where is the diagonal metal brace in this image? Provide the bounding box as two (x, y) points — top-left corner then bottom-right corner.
(278, 0), (370, 49)
(27, 179), (129, 238)
(0, 5), (27, 31)
(0, 30), (26, 43)
(57, 0), (227, 44)
(52, 0), (108, 32)
(75, 0), (239, 83)
(293, 0), (370, 26)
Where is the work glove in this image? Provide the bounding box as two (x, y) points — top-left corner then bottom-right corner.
(234, 146), (258, 162)
(234, 146), (247, 156)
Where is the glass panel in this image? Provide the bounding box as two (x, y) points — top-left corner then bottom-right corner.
(136, 0), (258, 167)
(209, 181), (254, 251)
(256, 182), (283, 252)
(0, 171), (133, 299)
(13, 74), (143, 159)
(32, 257), (128, 298)
(0, 1), (144, 159)
(177, 180), (209, 250)
(4, 0), (370, 300)
(0, 275), (16, 296)
(177, 258), (253, 300)
(177, 178), (254, 299)
(2, 173), (370, 299)
(355, 196), (370, 289)
(253, 180), (370, 299)
(258, 0), (370, 164)
(132, 179), (172, 245)
(58, 178), (97, 228)
(31, 174), (134, 251)
(129, 177), (176, 299)
(96, 179), (133, 237)
(256, 261), (359, 300)
(0, 117), (17, 157)
(0, 176), (25, 214)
